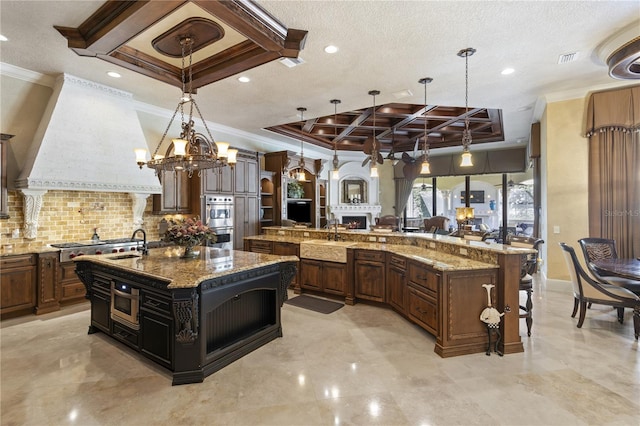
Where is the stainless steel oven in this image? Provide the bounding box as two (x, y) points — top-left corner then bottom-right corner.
(205, 196), (233, 229)
(110, 281), (140, 330)
(208, 226), (234, 250)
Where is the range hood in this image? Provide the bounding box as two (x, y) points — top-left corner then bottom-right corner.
(16, 73), (161, 193)
(16, 74), (162, 238)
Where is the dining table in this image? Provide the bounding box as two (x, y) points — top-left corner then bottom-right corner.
(591, 258), (640, 281)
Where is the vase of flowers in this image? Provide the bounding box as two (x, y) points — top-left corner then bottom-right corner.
(163, 217), (217, 258)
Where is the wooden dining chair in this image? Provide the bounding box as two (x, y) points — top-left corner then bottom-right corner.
(578, 238), (640, 296)
(559, 243), (640, 340)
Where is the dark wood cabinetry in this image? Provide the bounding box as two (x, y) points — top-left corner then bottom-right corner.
(1, 254), (36, 318)
(58, 261), (86, 304)
(153, 171), (201, 214)
(140, 289), (174, 369)
(300, 259), (346, 296)
(260, 171), (275, 232)
(407, 260), (440, 335)
(354, 250), (386, 303)
(386, 254), (406, 313)
(264, 150), (324, 226)
(203, 166), (233, 194)
(0, 134), (12, 219)
(35, 251), (59, 314)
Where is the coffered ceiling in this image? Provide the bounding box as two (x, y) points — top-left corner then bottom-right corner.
(266, 103), (503, 153)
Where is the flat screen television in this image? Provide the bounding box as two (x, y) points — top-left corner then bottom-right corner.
(287, 201), (311, 223)
(460, 190), (485, 204)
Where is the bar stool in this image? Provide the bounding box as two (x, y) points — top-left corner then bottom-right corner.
(508, 235), (544, 336)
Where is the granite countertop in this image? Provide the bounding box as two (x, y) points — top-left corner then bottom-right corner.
(251, 228), (537, 255)
(73, 247), (299, 289)
(247, 234), (499, 272)
(0, 243), (59, 257)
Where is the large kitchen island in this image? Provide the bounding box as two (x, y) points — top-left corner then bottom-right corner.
(74, 247), (298, 385)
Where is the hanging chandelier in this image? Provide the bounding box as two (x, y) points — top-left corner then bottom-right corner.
(419, 77), (433, 175)
(330, 99), (341, 180)
(369, 90), (380, 178)
(292, 107), (307, 182)
(135, 37), (237, 177)
(458, 47), (476, 167)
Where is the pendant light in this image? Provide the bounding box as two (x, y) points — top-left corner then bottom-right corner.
(369, 90), (380, 178)
(295, 107), (307, 181)
(135, 37), (236, 176)
(330, 99), (341, 180)
(419, 77), (433, 175)
(458, 47), (476, 167)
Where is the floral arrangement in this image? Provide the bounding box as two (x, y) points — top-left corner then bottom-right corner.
(347, 221), (360, 229)
(163, 217), (216, 248)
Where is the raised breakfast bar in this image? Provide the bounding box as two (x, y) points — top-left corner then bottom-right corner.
(245, 227), (535, 358)
(74, 247), (298, 385)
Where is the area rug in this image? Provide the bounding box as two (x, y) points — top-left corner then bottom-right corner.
(284, 295), (344, 314)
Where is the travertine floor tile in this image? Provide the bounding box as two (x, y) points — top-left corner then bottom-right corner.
(1, 278), (639, 425)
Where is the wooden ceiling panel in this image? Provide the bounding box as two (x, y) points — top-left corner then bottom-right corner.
(265, 102), (504, 153)
(55, 0), (307, 90)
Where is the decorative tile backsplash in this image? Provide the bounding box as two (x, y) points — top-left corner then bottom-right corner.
(0, 190), (168, 245)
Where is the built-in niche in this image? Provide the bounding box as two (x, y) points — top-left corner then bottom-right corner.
(341, 179), (367, 204)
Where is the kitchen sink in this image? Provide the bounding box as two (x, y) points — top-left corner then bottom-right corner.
(299, 239), (357, 263)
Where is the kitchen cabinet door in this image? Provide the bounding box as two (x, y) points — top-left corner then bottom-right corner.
(0, 254), (36, 317)
(35, 252), (59, 315)
(387, 265), (406, 314)
(354, 251), (386, 303)
(203, 166), (233, 194)
(300, 259), (322, 291)
(234, 195), (259, 249)
(322, 262), (346, 296)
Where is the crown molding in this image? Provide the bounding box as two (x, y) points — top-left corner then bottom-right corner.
(0, 62), (55, 87)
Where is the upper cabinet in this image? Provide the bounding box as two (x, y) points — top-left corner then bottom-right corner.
(0, 134), (13, 219)
(203, 166), (233, 194)
(153, 170), (200, 214)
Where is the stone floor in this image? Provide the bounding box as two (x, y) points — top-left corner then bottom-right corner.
(1, 275), (638, 426)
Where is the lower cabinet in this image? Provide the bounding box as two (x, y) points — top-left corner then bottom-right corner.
(354, 250), (385, 303)
(407, 260), (441, 335)
(386, 254), (406, 313)
(35, 252), (59, 315)
(90, 289), (111, 333)
(59, 261), (86, 304)
(272, 242), (299, 287)
(0, 254), (36, 318)
(140, 289), (174, 369)
(300, 259), (346, 296)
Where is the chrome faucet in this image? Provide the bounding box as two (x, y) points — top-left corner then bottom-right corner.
(131, 228), (148, 255)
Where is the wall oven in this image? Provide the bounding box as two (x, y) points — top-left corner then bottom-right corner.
(205, 196), (234, 250)
(110, 281), (140, 330)
(205, 196), (233, 229)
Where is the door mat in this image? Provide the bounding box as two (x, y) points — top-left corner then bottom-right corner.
(284, 295), (344, 314)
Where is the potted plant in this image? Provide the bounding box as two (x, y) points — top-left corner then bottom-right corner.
(287, 181), (304, 198)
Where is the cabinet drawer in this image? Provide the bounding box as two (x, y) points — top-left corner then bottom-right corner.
(355, 250), (384, 262)
(408, 287), (438, 335)
(112, 322), (139, 348)
(141, 291), (172, 316)
(389, 254), (406, 269)
(62, 282), (86, 299)
(408, 263), (439, 295)
(1, 254), (35, 268)
(93, 275), (112, 293)
(250, 240), (272, 253)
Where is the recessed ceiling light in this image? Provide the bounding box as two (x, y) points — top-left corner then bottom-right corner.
(238, 76), (250, 83)
(324, 45), (338, 54)
(0, 35), (8, 42)
(107, 71), (121, 78)
(501, 68), (514, 75)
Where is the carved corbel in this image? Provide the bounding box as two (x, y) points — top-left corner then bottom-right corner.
(19, 189), (47, 239)
(129, 192), (150, 229)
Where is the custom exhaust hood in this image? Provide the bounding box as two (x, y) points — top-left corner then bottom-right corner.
(16, 74), (162, 238)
